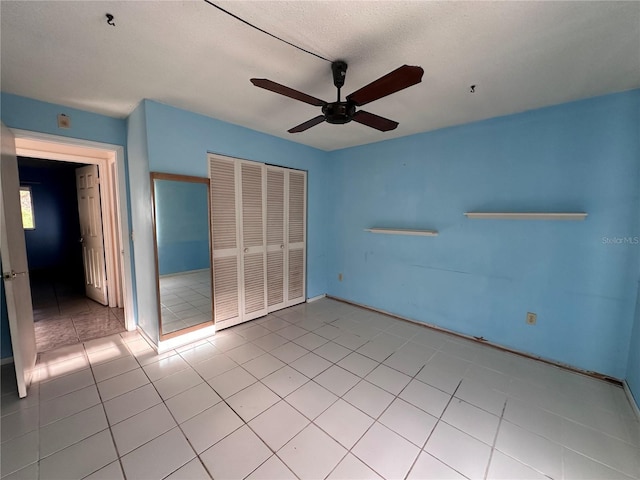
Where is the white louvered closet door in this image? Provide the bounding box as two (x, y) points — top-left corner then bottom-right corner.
(239, 161), (268, 320)
(266, 167), (286, 312)
(209, 155), (241, 328)
(287, 170), (306, 306)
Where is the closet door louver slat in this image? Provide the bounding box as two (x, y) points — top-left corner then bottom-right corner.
(240, 162), (267, 319)
(210, 159), (237, 250)
(266, 167), (286, 311)
(287, 170), (306, 306)
(213, 257), (239, 321)
(267, 169), (284, 246)
(244, 253), (266, 314)
(241, 163), (264, 248)
(267, 251), (284, 307)
(209, 156), (241, 324)
(288, 249), (304, 301)
(288, 171), (305, 244)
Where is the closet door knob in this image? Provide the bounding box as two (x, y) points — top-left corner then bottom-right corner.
(244, 248), (249, 253)
(280, 244), (285, 249)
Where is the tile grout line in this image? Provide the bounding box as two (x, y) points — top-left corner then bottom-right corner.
(116, 335), (200, 480)
(321, 347), (427, 480)
(199, 323), (315, 479)
(19, 300), (637, 480)
(482, 396), (508, 480)
(17, 310), (410, 476)
(185, 312), (372, 479)
(404, 378), (465, 480)
(140, 331), (297, 480)
(36, 333), (170, 479)
(79, 341), (125, 480)
(199, 305), (640, 479)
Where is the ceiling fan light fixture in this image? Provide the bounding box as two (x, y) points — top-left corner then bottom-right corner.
(322, 102), (356, 124)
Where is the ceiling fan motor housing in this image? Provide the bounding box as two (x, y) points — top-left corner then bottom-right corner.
(331, 61), (348, 89)
(322, 101), (356, 124)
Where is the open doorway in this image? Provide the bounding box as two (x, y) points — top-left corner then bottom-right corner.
(17, 157), (126, 352)
(10, 129), (135, 354)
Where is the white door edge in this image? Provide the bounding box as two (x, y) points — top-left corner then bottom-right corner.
(1, 122), (37, 397)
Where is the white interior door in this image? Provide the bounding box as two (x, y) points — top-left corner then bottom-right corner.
(76, 165), (108, 305)
(240, 161), (268, 321)
(0, 122), (37, 398)
(209, 155), (241, 327)
(287, 170), (306, 306)
(266, 167), (286, 312)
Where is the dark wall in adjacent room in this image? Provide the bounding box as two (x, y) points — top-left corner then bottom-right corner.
(18, 158), (84, 282)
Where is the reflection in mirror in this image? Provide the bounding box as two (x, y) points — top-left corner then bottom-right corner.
(151, 173), (213, 339)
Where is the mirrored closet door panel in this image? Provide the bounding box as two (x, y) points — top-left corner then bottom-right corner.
(151, 172), (214, 340)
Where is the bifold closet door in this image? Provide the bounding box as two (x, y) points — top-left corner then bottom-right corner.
(287, 170), (306, 306)
(211, 154), (305, 328)
(239, 162), (268, 320)
(266, 167), (286, 311)
(209, 156), (241, 327)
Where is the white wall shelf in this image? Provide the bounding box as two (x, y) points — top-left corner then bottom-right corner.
(464, 212), (587, 221)
(365, 228), (439, 236)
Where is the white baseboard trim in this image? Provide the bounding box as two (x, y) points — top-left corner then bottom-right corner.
(623, 381), (640, 421)
(1, 356), (14, 366)
(307, 294), (326, 303)
(136, 327), (159, 353)
(156, 325), (217, 354)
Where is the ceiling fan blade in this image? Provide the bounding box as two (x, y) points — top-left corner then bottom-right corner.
(288, 115), (326, 133)
(346, 65), (424, 107)
(352, 111), (398, 132)
(251, 79), (326, 107)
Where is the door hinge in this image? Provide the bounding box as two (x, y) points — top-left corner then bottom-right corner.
(3, 271), (25, 280)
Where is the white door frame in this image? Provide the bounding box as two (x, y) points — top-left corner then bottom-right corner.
(10, 129), (135, 331)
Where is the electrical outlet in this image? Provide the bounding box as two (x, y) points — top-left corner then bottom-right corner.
(338, 273), (343, 281)
(526, 312), (537, 325)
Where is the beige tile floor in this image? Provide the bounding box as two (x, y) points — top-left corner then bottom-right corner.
(1, 298), (638, 479)
(31, 271), (125, 353)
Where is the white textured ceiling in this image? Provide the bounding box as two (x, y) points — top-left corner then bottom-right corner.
(2, 1), (639, 151)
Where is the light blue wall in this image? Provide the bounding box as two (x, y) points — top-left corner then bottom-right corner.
(327, 90), (640, 380)
(126, 103), (158, 342)
(1, 93), (130, 358)
(1, 93), (126, 145)
(2, 90), (638, 396)
(143, 100), (331, 298)
(155, 180), (210, 275)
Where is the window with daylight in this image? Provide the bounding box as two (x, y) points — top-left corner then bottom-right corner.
(19, 186), (35, 229)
